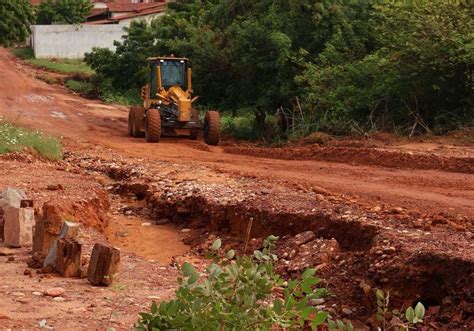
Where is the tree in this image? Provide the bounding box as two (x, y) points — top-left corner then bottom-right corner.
(36, 0), (93, 25)
(0, 0), (34, 47)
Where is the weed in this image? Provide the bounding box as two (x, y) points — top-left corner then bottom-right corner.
(0, 122), (63, 160)
(12, 47), (94, 76)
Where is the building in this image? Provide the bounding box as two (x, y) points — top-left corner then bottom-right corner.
(86, 1), (167, 25)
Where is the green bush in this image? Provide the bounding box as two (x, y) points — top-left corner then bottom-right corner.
(0, 122), (62, 160)
(136, 236), (339, 330)
(221, 110), (279, 142)
(13, 47), (94, 76)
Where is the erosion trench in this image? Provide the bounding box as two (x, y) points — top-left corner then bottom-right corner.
(65, 151), (473, 328)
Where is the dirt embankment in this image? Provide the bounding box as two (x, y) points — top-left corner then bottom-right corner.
(224, 144), (474, 174)
(64, 146), (474, 329)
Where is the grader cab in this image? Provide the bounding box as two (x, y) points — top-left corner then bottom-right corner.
(128, 57), (220, 145)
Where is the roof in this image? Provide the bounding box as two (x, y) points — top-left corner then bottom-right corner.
(107, 2), (165, 13)
(86, 5), (166, 24)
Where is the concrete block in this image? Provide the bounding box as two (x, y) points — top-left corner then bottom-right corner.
(56, 239), (81, 277)
(43, 221), (80, 268)
(87, 243), (120, 286)
(4, 207), (34, 247)
(0, 187), (27, 209)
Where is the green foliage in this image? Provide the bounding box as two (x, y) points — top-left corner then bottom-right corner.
(0, 122), (63, 160)
(136, 236), (330, 330)
(221, 110), (278, 141)
(13, 47), (94, 75)
(0, 1), (34, 47)
(299, 0), (474, 135)
(375, 289), (425, 331)
(84, 0), (474, 138)
(36, 0), (92, 25)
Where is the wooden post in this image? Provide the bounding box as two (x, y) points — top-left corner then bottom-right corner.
(56, 239), (81, 277)
(87, 243), (120, 286)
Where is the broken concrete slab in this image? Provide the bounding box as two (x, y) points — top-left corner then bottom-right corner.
(0, 187), (27, 209)
(33, 203), (65, 257)
(4, 206), (34, 248)
(87, 243), (120, 286)
(43, 221), (80, 269)
(56, 238), (81, 277)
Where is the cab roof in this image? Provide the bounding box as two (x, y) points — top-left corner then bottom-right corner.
(147, 56), (189, 62)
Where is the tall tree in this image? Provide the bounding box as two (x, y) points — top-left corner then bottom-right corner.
(0, 0), (34, 47)
(36, 0), (93, 25)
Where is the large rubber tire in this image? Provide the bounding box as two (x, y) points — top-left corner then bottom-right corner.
(145, 109), (161, 143)
(204, 110), (220, 146)
(129, 106), (145, 138)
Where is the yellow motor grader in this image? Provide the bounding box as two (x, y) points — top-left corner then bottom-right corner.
(128, 56), (220, 145)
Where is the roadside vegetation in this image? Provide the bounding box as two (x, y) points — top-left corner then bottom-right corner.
(137, 237), (425, 330)
(0, 122), (63, 160)
(12, 47), (94, 75)
(84, 0), (473, 141)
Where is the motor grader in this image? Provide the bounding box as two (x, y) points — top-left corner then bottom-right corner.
(128, 56), (220, 145)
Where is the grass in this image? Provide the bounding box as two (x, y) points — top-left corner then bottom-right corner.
(12, 47), (94, 76)
(0, 122), (63, 160)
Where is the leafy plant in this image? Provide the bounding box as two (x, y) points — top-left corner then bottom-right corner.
(136, 236), (330, 330)
(0, 1), (34, 47)
(36, 0), (93, 25)
(375, 289), (425, 331)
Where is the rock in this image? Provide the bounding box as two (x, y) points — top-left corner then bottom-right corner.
(371, 206), (382, 213)
(44, 287), (65, 297)
(87, 243), (120, 286)
(141, 222), (151, 227)
(4, 206), (34, 247)
(341, 307), (353, 315)
(7, 256), (14, 262)
(261, 189), (272, 195)
(20, 199), (34, 208)
(47, 184), (64, 191)
(181, 228), (191, 233)
(383, 246), (396, 254)
(390, 207), (404, 214)
(293, 231), (315, 246)
(311, 186), (330, 195)
(24, 269), (32, 276)
(11, 292), (25, 297)
(0, 187), (27, 208)
(155, 218), (170, 225)
(53, 297), (65, 302)
(43, 221), (80, 269)
(32, 291), (43, 296)
(56, 239), (82, 277)
(310, 298), (326, 305)
(0, 247), (16, 256)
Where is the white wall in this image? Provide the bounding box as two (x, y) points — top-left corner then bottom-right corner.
(31, 24), (125, 59)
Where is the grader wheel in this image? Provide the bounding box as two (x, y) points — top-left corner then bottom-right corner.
(204, 110), (220, 146)
(128, 106), (145, 138)
(145, 109), (161, 143)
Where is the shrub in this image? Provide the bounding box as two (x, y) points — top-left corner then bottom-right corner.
(0, 122), (62, 160)
(136, 236), (337, 330)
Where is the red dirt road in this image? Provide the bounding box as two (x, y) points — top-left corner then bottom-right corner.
(1, 48), (472, 219)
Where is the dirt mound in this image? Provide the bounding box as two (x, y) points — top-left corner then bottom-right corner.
(224, 145), (474, 174)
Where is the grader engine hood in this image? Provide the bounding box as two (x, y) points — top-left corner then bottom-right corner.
(168, 86), (191, 122)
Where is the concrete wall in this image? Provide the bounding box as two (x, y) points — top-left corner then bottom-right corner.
(31, 25), (125, 59)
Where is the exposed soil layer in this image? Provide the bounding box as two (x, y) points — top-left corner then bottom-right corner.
(224, 145), (474, 174)
(65, 149), (473, 329)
